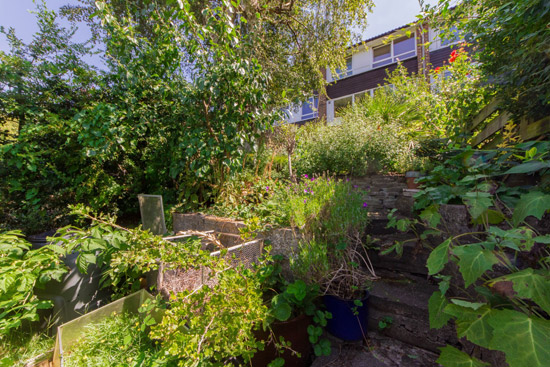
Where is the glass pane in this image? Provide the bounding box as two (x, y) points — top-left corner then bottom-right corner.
(334, 96), (352, 117)
(301, 97), (318, 119)
(394, 35), (415, 57)
(373, 59), (393, 68)
(395, 50), (416, 60)
(441, 26), (459, 46)
(335, 57), (353, 79)
(373, 44), (391, 62)
(354, 91), (367, 101)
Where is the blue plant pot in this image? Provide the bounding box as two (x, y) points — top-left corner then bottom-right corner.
(323, 293), (369, 341)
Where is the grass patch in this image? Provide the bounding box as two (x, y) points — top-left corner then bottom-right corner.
(63, 311), (168, 367)
(0, 331), (55, 367)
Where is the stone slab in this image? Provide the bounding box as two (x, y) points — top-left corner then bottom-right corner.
(311, 330), (439, 367)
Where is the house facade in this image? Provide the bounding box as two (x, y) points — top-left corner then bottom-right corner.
(283, 22), (460, 124)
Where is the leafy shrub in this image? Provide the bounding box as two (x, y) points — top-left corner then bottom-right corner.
(386, 141), (550, 367)
(294, 97), (416, 176)
(0, 231), (68, 335)
(429, 0), (550, 119)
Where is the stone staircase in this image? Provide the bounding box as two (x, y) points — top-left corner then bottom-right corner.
(312, 175), (453, 367)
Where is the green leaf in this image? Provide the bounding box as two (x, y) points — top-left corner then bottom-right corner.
(428, 291), (451, 329)
(272, 295), (292, 321)
(463, 192), (492, 220)
(534, 235), (550, 244)
(471, 209), (506, 225)
(512, 191), (550, 226)
(450, 299), (485, 310)
(488, 309), (550, 367)
(420, 205), (441, 228)
(437, 345), (489, 367)
(444, 304), (494, 349)
(453, 244), (499, 287)
(123, 335), (132, 345)
(286, 280), (307, 302)
(504, 161), (550, 175)
(427, 238), (451, 275)
(490, 269), (550, 314)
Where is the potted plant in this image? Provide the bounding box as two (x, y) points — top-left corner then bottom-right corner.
(286, 175), (377, 342)
(251, 254), (331, 366)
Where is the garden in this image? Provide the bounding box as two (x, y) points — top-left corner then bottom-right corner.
(1, 0), (549, 366)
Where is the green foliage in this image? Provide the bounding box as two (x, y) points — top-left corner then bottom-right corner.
(204, 171), (288, 229)
(0, 331), (54, 367)
(281, 175), (369, 241)
(54, 205), (206, 300)
(385, 53), (491, 145)
(511, 191), (550, 226)
(436, 346), (489, 367)
(377, 316), (393, 330)
(149, 263), (268, 366)
(63, 311), (175, 367)
(386, 142), (550, 367)
(0, 230), (68, 336)
(259, 256), (331, 358)
(428, 0), (550, 119)
(414, 142), (550, 213)
(284, 176), (375, 299)
(294, 99), (415, 175)
(428, 291), (451, 329)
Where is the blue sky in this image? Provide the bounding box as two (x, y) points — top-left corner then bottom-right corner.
(0, 0), (437, 58)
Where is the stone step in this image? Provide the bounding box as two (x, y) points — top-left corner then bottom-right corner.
(311, 329), (440, 367)
(368, 233), (430, 275)
(368, 270), (457, 353)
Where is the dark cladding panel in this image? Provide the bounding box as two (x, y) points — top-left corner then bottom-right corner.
(430, 47), (453, 68)
(327, 58), (418, 99)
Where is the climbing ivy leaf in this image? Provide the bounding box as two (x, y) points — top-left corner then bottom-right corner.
(512, 191), (550, 226)
(444, 304), (494, 349)
(437, 345), (489, 367)
(488, 309), (550, 367)
(428, 291), (451, 329)
(489, 269), (550, 314)
(452, 245), (499, 287)
(427, 238), (451, 275)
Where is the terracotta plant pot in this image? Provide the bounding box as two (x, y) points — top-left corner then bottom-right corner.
(405, 171), (421, 190)
(251, 314), (312, 367)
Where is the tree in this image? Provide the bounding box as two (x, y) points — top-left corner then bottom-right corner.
(427, 0), (550, 119)
(62, 0), (374, 105)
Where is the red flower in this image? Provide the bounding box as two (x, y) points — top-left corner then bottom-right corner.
(434, 67), (441, 73)
(449, 50), (458, 63)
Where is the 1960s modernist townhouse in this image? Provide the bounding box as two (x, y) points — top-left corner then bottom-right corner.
(283, 21), (460, 125)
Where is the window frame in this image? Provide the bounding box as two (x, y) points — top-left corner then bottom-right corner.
(301, 96), (319, 121)
(333, 56), (353, 81)
(372, 34), (417, 69)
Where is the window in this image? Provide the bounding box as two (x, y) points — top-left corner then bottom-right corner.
(334, 96), (353, 118)
(373, 44), (392, 68)
(372, 35), (416, 68)
(393, 36), (416, 60)
(354, 91), (367, 101)
(334, 56), (353, 80)
(440, 26), (460, 47)
(301, 97), (319, 120)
